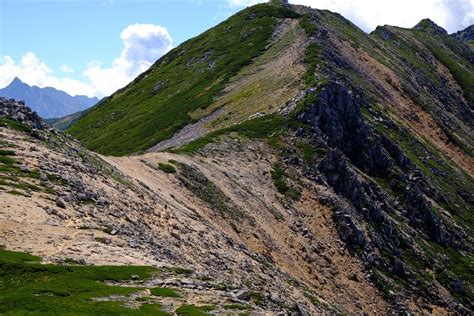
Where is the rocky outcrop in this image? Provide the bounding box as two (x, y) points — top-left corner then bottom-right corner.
(297, 82), (465, 249)
(297, 82), (407, 178)
(413, 19), (448, 35)
(295, 81), (471, 312)
(451, 25), (474, 42)
(0, 97), (46, 130)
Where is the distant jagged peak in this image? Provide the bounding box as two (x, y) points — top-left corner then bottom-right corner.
(9, 76), (25, 86)
(451, 24), (474, 42)
(413, 18), (447, 35)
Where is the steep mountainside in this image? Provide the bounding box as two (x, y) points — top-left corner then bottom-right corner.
(2, 1), (473, 314)
(0, 77), (98, 119)
(68, 4), (303, 155)
(452, 25), (474, 49)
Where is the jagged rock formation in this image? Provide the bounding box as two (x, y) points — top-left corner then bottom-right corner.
(1, 1), (473, 315)
(0, 97), (46, 130)
(452, 25), (474, 42)
(296, 82), (470, 312)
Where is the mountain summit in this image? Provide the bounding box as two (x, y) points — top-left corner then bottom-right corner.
(0, 77), (98, 119)
(413, 18), (448, 35)
(1, 2), (473, 314)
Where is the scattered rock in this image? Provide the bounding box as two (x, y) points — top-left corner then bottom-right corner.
(55, 198), (67, 209)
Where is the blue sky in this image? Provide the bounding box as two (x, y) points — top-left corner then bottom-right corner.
(0, 0), (241, 97)
(1, 0), (473, 97)
(1, 0), (231, 78)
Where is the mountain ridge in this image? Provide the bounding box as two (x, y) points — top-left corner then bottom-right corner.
(0, 77), (98, 119)
(1, 2), (473, 314)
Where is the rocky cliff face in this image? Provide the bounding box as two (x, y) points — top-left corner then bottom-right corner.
(2, 2), (473, 315)
(0, 97), (45, 130)
(296, 82), (471, 312)
(452, 25), (474, 42)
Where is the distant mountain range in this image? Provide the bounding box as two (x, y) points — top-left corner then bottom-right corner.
(0, 77), (98, 119)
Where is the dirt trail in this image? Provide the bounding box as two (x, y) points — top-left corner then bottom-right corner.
(147, 108), (225, 152)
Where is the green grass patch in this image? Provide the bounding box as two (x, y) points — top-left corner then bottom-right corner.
(6, 189), (28, 196)
(0, 118), (31, 133)
(249, 291), (262, 305)
(160, 266), (193, 276)
(300, 14), (317, 35)
(102, 227), (113, 234)
(0, 248), (41, 263)
(409, 28), (474, 103)
(158, 162), (177, 174)
(150, 287), (180, 297)
(296, 141), (326, 165)
(177, 114), (302, 154)
(172, 267), (193, 275)
(291, 92), (317, 117)
(176, 162), (241, 218)
(0, 155), (19, 165)
(0, 177), (42, 193)
(271, 163), (300, 199)
(223, 303), (250, 310)
(303, 43), (322, 86)
(176, 304), (215, 316)
(94, 237), (108, 244)
(304, 292), (327, 308)
(0, 248), (166, 315)
(0, 149), (15, 156)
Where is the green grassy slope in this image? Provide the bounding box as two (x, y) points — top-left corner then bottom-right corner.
(46, 106), (94, 131)
(0, 248), (168, 315)
(68, 4), (299, 156)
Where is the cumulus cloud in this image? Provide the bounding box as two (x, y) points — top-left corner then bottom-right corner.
(0, 53), (96, 97)
(0, 23), (172, 98)
(84, 23), (172, 96)
(229, 0), (474, 33)
(60, 64), (74, 73)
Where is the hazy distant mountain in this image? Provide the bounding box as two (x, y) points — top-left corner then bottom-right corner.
(0, 77), (98, 119)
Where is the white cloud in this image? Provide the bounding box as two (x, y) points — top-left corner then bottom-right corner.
(0, 53), (96, 97)
(83, 23), (173, 97)
(0, 23), (173, 98)
(60, 64), (74, 73)
(228, 0), (474, 33)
